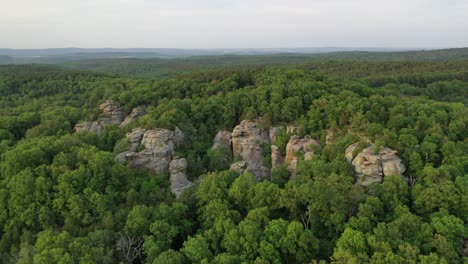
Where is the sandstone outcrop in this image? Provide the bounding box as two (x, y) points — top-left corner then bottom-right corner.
(347, 145), (406, 186)
(75, 101), (147, 134)
(212, 131), (232, 151)
(74, 121), (104, 135)
(116, 128), (183, 175)
(169, 158), (194, 198)
(285, 136), (321, 172)
(271, 145), (283, 169)
(120, 105), (146, 127)
(231, 120), (270, 181)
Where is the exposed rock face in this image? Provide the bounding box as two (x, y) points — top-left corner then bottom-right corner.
(99, 100), (124, 125)
(120, 106), (146, 127)
(231, 120), (270, 181)
(349, 145), (406, 186)
(230, 161), (247, 175)
(345, 142), (360, 163)
(212, 131), (232, 151)
(269, 126), (283, 143)
(75, 101), (148, 134)
(169, 158), (194, 198)
(127, 128), (146, 152)
(285, 136), (321, 172)
(75, 121), (103, 135)
(117, 128), (180, 175)
(271, 145), (283, 169)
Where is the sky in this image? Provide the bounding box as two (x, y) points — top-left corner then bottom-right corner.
(1, 0), (467, 49)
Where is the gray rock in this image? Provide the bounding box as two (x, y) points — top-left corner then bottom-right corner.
(231, 120), (270, 181)
(285, 135), (321, 173)
(271, 145), (283, 169)
(169, 158), (194, 199)
(212, 131), (232, 151)
(120, 105), (146, 127)
(349, 145), (406, 186)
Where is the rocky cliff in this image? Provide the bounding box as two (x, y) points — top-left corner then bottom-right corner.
(230, 120), (270, 181)
(169, 158), (194, 198)
(346, 144), (406, 186)
(75, 101), (146, 134)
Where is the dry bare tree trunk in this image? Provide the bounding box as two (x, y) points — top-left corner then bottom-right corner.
(116, 232), (144, 264)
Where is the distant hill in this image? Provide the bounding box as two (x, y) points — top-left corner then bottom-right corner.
(58, 48), (468, 78)
(0, 55), (13, 64)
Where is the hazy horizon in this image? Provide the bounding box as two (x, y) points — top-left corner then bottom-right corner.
(2, 0), (468, 49)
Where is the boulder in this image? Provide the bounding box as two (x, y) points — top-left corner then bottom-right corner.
(345, 142), (360, 163)
(169, 158), (194, 198)
(349, 145), (406, 186)
(120, 105), (146, 127)
(99, 100), (123, 125)
(231, 120), (270, 181)
(126, 127), (146, 152)
(118, 128), (177, 175)
(230, 161), (247, 175)
(75, 121), (103, 135)
(285, 135), (321, 172)
(74, 100), (123, 134)
(212, 131), (232, 151)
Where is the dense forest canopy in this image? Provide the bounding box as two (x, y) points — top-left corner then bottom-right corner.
(0, 55), (467, 263)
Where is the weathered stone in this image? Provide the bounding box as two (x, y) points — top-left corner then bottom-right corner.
(74, 100), (123, 134)
(174, 127), (185, 145)
(169, 158), (194, 199)
(99, 100), (123, 125)
(123, 128), (177, 175)
(126, 128), (146, 152)
(75, 121), (103, 135)
(349, 145), (406, 186)
(120, 105), (146, 127)
(285, 135), (321, 172)
(230, 161), (247, 174)
(345, 142), (360, 163)
(212, 131), (232, 151)
(271, 145), (283, 169)
(231, 120), (270, 181)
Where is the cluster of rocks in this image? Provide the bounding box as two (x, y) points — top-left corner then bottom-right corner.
(211, 120), (321, 181)
(345, 143), (406, 186)
(115, 127), (193, 197)
(75, 100), (146, 135)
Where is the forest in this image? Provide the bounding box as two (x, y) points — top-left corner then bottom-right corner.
(0, 55), (467, 263)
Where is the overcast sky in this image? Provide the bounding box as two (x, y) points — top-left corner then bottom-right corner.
(1, 0), (467, 49)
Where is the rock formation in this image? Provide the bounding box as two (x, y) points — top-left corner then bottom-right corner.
(74, 121), (104, 135)
(120, 106), (146, 127)
(75, 101), (147, 134)
(212, 131), (232, 151)
(231, 120), (270, 181)
(169, 158), (194, 198)
(116, 128), (184, 175)
(347, 144), (406, 186)
(271, 145), (283, 169)
(285, 135), (321, 172)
